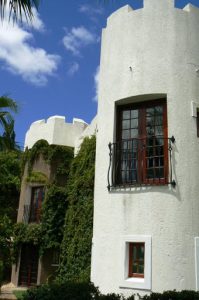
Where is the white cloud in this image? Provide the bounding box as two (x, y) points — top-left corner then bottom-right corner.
(67, 62), (79, 76)
(63, 26), (97, 56)
(0, 11), (60, 86)
(26, 7), (45, 32)
(93, 66), (100, 102)
(79, 4), (104, 21)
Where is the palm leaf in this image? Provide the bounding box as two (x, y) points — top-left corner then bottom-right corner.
(0, 95), (18, 113)
(0, 0), (40, 21)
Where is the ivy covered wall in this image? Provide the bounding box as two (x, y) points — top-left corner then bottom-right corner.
(58, 135), (96, 282)
(13, 136), (96, 283)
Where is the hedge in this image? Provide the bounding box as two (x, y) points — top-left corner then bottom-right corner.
(20, 282), (199, 300)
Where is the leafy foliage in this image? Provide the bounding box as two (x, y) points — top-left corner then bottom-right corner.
(0, 215), (13, 277)
(22, 139), (73, 185)
(0, 96), (18, 151)
(0, 150), (21, 220)
(22, 282), (100, 300)
(13, 223), (42, 260)
(58, 136), (96, 282)
(13, 140), (74, 261)
(40, 185), (68, 253)
(19, 285), (199, 300)
(26, 171), (48, 184)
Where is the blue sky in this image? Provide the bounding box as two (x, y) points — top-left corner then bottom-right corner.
(0, 0), (198, 148)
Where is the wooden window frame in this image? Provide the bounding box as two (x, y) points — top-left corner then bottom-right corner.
(29, 186), (45, 223)
(128, 242), (145, 278)
(116, 99), (168, 186)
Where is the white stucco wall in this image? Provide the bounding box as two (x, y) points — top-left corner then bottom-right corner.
(74, 116), (97, 155)
(24, 115), (88, 149)
(91, 0), (199, 295)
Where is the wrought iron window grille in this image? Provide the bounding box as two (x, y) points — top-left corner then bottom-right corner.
(107, 136), (176, 191)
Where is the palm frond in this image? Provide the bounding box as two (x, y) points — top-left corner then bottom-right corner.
(0, 0), (40, 22)
(0, 95), (18, 113)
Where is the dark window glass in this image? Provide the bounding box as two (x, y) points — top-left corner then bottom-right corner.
(129, 243), (145, 278)
(29, 186), (45, 223)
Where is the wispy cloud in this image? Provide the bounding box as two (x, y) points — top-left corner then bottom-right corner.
(67, 62), (79, 76)
(63, 26), (97, 56)
(0, 9), (60, 86)
(79, 4), (104, 21)
(27, 7), (45, 32)
(93, 66), (100, 102)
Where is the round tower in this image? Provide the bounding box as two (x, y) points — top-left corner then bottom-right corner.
(91, 0), (199, 296)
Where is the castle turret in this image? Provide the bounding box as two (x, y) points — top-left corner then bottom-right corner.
(91, 0), (199, 295)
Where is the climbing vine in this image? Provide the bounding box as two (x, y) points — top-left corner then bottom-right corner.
(12, 223), (42, 261)
(58, 135), (96, 282)
(22, 139), (74, 185)
(40, 185), (68, 254)
(13, 139), (74, 260)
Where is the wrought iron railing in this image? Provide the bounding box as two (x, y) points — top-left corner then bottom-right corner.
(22, 204), (42, 223)
(107, 136), (176, 191)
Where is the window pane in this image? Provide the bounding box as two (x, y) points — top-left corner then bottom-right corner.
(122, 130), (130, 140)
(146, 126), (154, 136)
(133, 245), (137, 260)
(155, 168), (164, 178)
(131, 110), (138, 118)
(123, 110), (130, 119)
(146, 115), (155, 126)
(155, 115), (163, 126)
(133, 263), (138, 273)
(147, 168), (154, 178)
(131, 129), (138, 138)
(122, 120), (130, 130)
(131, 119), (138, 128)
(146, 107), (154, 116)
(155, 126), (163, 136)
(154, 106), (163, 114)
(138, 262), (144, 274)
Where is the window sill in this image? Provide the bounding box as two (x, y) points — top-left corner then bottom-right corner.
(126, 277), (144, 283)
(120, 277), (149, 290)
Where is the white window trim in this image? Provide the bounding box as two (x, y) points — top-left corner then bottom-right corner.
(120, 235), (152, 290)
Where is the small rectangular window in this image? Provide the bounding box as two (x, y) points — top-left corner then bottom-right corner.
(29, 186), (45, 223)
(128, 242), (145, 278)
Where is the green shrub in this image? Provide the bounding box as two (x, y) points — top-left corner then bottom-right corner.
(22, 282), (99, 300)
(13, 290), (27, 300)
(98, 294), (124, 300)
(142, 290), (199, 300)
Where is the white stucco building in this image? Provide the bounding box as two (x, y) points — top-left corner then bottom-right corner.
(24, 115), (88, 149)
(91, 0), (199, 296)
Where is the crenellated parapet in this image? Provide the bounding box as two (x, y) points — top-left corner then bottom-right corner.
(24, 115), (88, 149)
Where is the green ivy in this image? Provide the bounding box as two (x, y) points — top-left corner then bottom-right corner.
(0, 150), (21, 220)
(58, 135), (96, 282)
(40, 185), (68, 254)
(22, 139), (74, 185)
(26, 171), (48, 184)
(13, 223), (42, 261)
(13, 140), (74, 261)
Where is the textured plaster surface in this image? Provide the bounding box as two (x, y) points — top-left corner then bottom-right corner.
(24, 115), (87, 149)
(91, 0), (199, 295)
